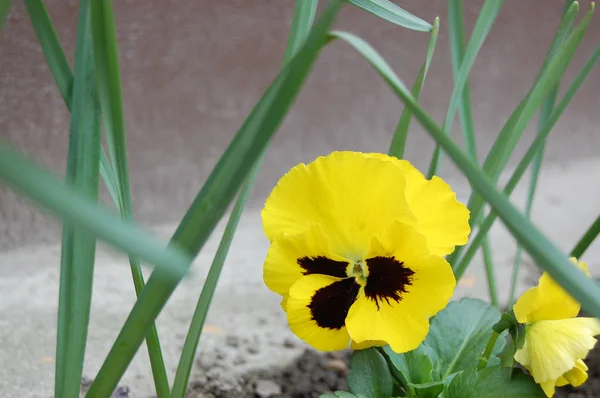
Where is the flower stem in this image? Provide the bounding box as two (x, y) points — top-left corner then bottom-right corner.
(477, 331), (499, 370)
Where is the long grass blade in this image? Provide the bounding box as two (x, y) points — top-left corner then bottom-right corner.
(508, 1), (576, 307)
(170, 1), (319, 395)
(327, 29), (600, 317)
(447, 0), (498, 306)
(89, 0), (171, 394)
(448, 1), (586, 267)
(427, 0), (504, 177)
(571, 214), (600, 259)
(0, 145), (191, 278)
(26, 0), (171, 391)
(85, 2), (345, 396)
(388, 17), (439, 158)
(448, 43), (600, 279)
(24, 0), (72, 106)
(347, 0), (432, 32)
(0, 0), (10, 30)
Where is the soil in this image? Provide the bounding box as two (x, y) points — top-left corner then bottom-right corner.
(90, 326), (600, 398)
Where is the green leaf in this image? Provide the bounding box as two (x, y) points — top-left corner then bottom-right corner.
(347, 348), (394, 398)
(24, 0), (72, 106)
(85, 2), (345, 396)
(347, 0), (432, 32)
(427, 0), (504, 177)
(383, 344), (439, 385)
(445, 366), (545, 398)
(89, 0), (171, 394)
(0, 0), (10, 30)
(170, 2), (319, 395)
(571, 213), (600, 259)
(448, 1), (587, 267)
(54, 2), (101, 396)
(320, 392), (361, 398)
(453, 42), (600, 280)
(0, 145), (191, 279)
(425, 298), (505, 379)
(388, 17), (439, 159)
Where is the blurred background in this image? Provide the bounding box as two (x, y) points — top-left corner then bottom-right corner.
(1, 0), (599, 250)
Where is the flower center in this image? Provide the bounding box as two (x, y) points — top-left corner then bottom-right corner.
(350, 260), (368, 285)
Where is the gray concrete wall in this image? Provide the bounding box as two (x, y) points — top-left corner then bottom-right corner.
(1, 0), (599, 249)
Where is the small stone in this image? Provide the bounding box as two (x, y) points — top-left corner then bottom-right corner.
(111, 386), (130, 398)
(254, 379), (282, 397)
(225, 335), (240, 347)
(283, 338), (297, 348)
(81, 376), (93, 388)
(215, 348), (227, 360)
(327, 359), (348, 374)
(247, 345), (260, 355)
(257, 317), (268, 325)
(233, 355), (247, 365)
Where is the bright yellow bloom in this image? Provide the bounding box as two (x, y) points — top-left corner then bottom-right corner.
(261, 151), (470, 353)
(513, 258), (600, 397)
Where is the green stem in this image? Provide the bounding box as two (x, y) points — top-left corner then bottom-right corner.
(477, 331), (499, 370)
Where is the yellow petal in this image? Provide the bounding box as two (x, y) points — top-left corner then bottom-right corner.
(366, 154), (470, 256)
(262, 151), (417, 259)
(514, 258), (590, 323)
(350, 340), (388, 350)
(346, 223), (455, 353)
(563, 359), (588, 387)
(368, 221), (457, 317)
(514, 317), (600, 384)
(286, 274), (358, 351)
(263, 224), (349, 297)
(539, 380), (556, 397)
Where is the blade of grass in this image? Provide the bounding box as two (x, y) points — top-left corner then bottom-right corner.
(571, 214), (600, 259)
(89, 0), (171, 394)
(427, 0), (504, 178)
(0, 0), (10, 30)
(0, 145), (191, 278)
(55, 4), (101, 397)
(85, 2), (345, 396)
(347, 0), (432, 32)
(171, 1), (319, 395)
(24, 0), (72, 105)
(450, 43), (600, 280)
(27, 0), (171, 392)
(327, 29), (600, 317)
(448, 1), (585, 267)
(508, 0), (575, 307)
(388, 17), (439, 158)
(447, 0), (498, 306)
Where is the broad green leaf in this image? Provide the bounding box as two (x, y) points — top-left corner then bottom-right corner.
(347, 348), (394, 398)
(388, 17), (439, 158)
(0, 145), (190, 279)
(86, 2), (345, 396)
(453, 42), (600, 280)
(54, 2), (101, 396)
(383, 344), (439, 385)
(571, 214), (600, 258)
(320, 392), (362, 398)
(283, 0), (318, 64)
(347, 0), (431, 32)
(445, 366), (545, 398)
(425, 298), (505, 379)
(427, 0), (503, 177)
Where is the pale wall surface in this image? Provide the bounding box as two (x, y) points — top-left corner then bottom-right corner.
(1, 0), (599, 249)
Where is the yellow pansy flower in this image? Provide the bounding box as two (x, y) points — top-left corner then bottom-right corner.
(261, 151), (470, 353)
(513, 258), (600, 397)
